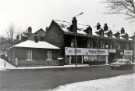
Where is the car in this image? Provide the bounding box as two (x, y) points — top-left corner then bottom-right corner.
(110, 58), (133, 69)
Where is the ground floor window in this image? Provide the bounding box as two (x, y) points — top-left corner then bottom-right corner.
(46, 50), (52, 61)
(65, 55), (107, 65)
(123, 55), (133, 62)
(84, 55), (106, 62)
(27, 49), (32, 61)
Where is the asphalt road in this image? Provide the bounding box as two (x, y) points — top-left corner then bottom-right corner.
(0, 65), (134, 91)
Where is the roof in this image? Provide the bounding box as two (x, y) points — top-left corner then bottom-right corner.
(13, 40), (60, 49)
(34, 28), (46, 34)
(54, 20), (133, 41)
(55, 20), (88, 34)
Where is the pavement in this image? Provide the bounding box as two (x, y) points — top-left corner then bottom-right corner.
(2, 62), (135, 70)
(1, 58), (107, 70)
(0, 64), (109, 70)
(0, 56), (135, 70)
(1, 61), (135, 71)
(6, 64), (91, 70)
(7, 61), (135, 70)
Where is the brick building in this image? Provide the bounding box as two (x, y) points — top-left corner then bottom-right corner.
(7, 18), (134, 66)
(45, 18), (133, 65)
(7, 27), (61, 66)
(8, 40), (60, 66)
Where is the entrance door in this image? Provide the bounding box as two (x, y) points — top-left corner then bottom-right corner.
(108, 53), (115, 63)
(46, 50), (52, 61)
(27, 49), (32, 61)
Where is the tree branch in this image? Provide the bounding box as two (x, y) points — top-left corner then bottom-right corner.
(105, 0), (135, 19)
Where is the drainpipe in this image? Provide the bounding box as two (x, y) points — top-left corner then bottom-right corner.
(105, 45), (109, 65)
(133, 33), (135, 63)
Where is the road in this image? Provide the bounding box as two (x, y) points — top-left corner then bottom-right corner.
(52, 73), (135, 91)
(0, 65), (134, 91)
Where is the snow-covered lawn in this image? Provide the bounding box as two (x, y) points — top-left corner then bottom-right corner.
(50, 73), (135, 91)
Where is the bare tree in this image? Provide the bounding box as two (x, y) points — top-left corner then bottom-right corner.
(105, 0), (135, 19)
(6, 25), (15, 45)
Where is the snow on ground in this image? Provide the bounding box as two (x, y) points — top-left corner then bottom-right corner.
(49, 73), (135, 91)
(0, 58), (15, 70)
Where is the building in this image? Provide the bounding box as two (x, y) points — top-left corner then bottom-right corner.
(45, 18), (133, 65)
(8, 40), (60, 66)
(7, 27), (64, 67)
(6, 18), (134, 66)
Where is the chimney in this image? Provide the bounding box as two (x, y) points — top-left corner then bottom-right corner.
(72, 17), (77, 33)
(84, 26), (92, 36)
(34, 35), (38, 42)
(27, 26), (32, 33)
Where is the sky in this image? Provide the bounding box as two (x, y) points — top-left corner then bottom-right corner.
(0, 0), (135, 37)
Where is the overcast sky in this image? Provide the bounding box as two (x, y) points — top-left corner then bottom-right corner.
(0, 0), (134, 37)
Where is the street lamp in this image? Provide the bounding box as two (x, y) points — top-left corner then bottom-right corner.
(73, 12), (84, 67)
(74, 12), (84, 17)
(71, 17), (77, 67)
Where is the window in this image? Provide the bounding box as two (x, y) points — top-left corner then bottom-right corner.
(27, 49), (32, 61)
(46, 50), (52, 61)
